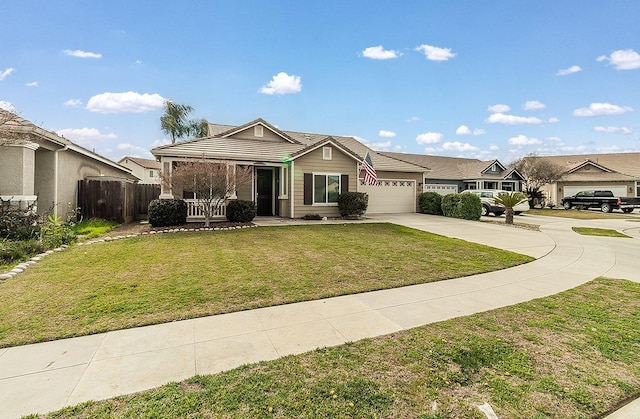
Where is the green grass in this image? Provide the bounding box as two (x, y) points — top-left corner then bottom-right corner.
(72, 218), (120, 239)
(572, 227), (631, 238)
(526, 208), (636, 220)
(0, 223), (532, 347)
(32, 278), (640, 418)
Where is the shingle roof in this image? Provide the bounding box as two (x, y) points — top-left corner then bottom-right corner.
(382, 152), (510, 180)
(119, 156), (162, 170)
(526, 153), (640, 180)
(153, 120), (427, 173)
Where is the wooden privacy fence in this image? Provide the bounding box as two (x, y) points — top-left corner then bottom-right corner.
(77, 180), (160, 223)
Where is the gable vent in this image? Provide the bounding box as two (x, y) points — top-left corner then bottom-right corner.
(254, 125), (264, 137)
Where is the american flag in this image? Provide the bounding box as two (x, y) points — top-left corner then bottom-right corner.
(362, 152), (378, 185)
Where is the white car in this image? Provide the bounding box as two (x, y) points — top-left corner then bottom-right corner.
(466, 190), (530, 216)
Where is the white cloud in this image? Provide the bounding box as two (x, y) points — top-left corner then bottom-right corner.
(150, 138), (172, 148)
(473, 128), (486, 135)
(416, 132), (443, 144)
(487, 113), (543, 125)
(25, 81), (38, 87)
(415, 44), (456, 61)
(573, 102), (633, 117)
(64, 49), (102, 58)
(488, 104), (510, 113)
(508, 135), (541, 145)
(548, 117), (560, 123)
(489, 144), (499, 151)
(456, 125), (471, 135)
(378, 130), (396, 137)
(368, 141), (392, 151)
(0, 100), (16, 112)
(57, 127), (117, 141)
(522, 100), (545, 110)
(86, 91), (165, 113)
(0, 67), (15, 80)
(259, 72), (302, 95)
(442, 141), (478, 152)
(594, 126), (633, 135)
(597, 49), (640, 70)
(556, 65), (582, 76)
(362, 45), (401, 60)
(406, 116), (420, 122)
(64, 99), (83, 107)
(547, 136), (563, 142)
(116, 143), (151, 157)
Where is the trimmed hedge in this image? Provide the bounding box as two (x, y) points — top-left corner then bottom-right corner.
(441, 193), (481, 220)
(418, 192), (443, 215)
(148, 199), (187, 227)
(226, 200), (257, 223)
(337, 192), (369, 218)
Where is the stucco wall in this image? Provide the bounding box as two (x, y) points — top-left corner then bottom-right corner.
(0, 145), (35, 195)
(293, 145), (358, 218)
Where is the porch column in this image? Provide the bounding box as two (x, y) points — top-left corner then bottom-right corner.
(159, 159), (174, 199)
(228, 164), (237, 199)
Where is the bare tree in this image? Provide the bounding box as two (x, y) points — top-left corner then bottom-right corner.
(0, 107), (22, 145)
(511, 154), (566, 207)
(161, 159), (253, 227)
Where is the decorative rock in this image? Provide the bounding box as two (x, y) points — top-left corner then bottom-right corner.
(25, 261), (36, 265)
(31, 256), (42, 261)
(11, 267), (25, 274)
(54, 247), (63, 252)
(0, 274), (12, 280)
(45, 250), (54, 255)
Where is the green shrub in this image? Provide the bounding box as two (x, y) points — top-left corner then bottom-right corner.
(0, 199), (39, 240)
(40, 214), (77, 248)
(442, 193), (481, 220)
(226, 200), (257, 223)
(337, 192), (369, 218)
(148, 199), (188, 227)
(302, 213), (323, 220)
(418, 192), (443, 215)
(0, 239), (47, 266)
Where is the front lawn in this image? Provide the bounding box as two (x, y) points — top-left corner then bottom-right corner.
(34, 278), (640, 418)
(0, 223), (532, 347)
(572, 227), (631, 238)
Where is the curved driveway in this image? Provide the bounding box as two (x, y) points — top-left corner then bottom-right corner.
(1, 213), (639, 418)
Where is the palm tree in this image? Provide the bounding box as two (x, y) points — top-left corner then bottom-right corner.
(494, 191), (528, 225)
(160, 101), (196, 144)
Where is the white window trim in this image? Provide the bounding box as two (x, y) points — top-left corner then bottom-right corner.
(322, 146), (332, 160)
(312, 172), (341, 206)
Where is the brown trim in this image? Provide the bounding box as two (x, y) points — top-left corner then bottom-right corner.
(304, 173), (313, 205)
(341, 174), (349, 193)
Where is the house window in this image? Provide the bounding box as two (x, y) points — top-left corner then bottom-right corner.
(279, 166), (289, 197)
(323, 146), (332, 160)
(254, 125), (264, 137)
(149, 170), (156, 178)
(314, 174), (341, 204)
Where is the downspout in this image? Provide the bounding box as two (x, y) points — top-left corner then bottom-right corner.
(54, 144), (69, 216)
(290, 161), (295, 218)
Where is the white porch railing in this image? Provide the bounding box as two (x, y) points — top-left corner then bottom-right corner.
(185, 199), (227, 221)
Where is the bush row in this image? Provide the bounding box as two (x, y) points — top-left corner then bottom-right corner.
(418, 192), (481, 221)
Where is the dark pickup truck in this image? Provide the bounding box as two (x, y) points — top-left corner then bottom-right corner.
(561, 190), (640, 213)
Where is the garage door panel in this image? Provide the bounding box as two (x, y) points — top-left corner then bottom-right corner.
(424, 184), (458, 195)
(564, 185), (627, 197)
(359, 179), (415, 214)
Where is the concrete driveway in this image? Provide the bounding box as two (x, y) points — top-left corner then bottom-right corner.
(1, 213), (639, 418)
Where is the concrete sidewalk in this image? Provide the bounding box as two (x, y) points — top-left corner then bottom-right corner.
(1, 213), (639, 418)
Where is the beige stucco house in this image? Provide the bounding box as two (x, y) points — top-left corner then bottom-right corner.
(151, 118), (428, 219)
(532, 153), (640, 205)
(0, 110), (137, 216)
(118, 156), (162, 184)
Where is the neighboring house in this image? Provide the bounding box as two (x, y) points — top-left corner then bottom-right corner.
(0, 110), (138, 216)
(382, 152), (525, 194)
(530, 153), (640, 205)
(151, 118), (428, 219)
(118, 156), (162, 184)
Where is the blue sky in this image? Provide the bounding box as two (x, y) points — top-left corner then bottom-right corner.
(1, 1), (639, 164)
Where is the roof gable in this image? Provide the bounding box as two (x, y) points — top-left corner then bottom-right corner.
(481, 159), (507, 174)
(290, 136), (362, 162)
(567, 160), (613, 174)
(215, 118), (300, 144)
